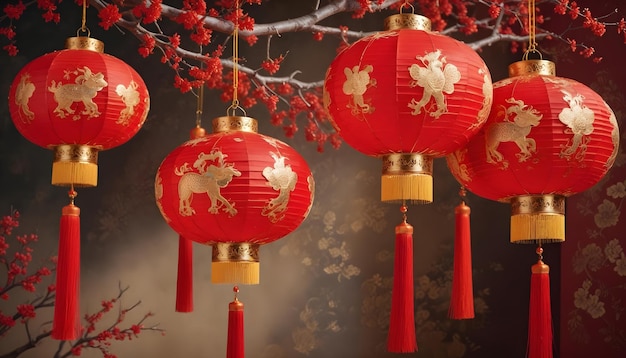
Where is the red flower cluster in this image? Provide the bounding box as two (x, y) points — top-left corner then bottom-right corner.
(132, 0), (162, 24)
(98, 4), (122, 30)
(261, 55), (284, 75)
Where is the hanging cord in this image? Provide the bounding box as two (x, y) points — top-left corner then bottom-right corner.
(227, 0), (246, 116)
(522, 0), (541, 60)
(77, 0), (90, 37)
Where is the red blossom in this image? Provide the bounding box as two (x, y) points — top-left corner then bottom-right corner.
(138, 34), (156, 58)
(261, 55), (284, 75)
(17, 303), (36, 320)
(98, 4), (121, 30)
(313, 31), (324, 41)
(3, 1), (26, 19)
(0, 313), (16, 327)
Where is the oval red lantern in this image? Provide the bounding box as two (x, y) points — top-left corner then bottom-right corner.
(447, 60), (619, 243)
(155, 116), (315, 284)
(8, 36), (150, 187)
(323, 13), (493, 203)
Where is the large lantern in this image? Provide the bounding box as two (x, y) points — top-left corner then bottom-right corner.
(155, 116), (314, 285)
(447, 59), (619, 244)
(323, 13), (492, 204)
(8, 36), (150, 341)
(9, 37), (149, 187)
(446, 59), (619, 358)
(323, 12), (492, 353)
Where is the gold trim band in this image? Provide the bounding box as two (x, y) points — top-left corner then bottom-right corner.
(54, 145), (99, 165)
(212, 242), (260, 263)
(212, 116), (258, 133)
(384, 14), (431, 31)
(508, 60), (556, 77)
(65, 36), (105, 53)
(510, 195), (565, 215)
(382, 153), (432, 175)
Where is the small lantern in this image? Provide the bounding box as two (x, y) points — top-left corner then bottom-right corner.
(155, 116), (314, 284)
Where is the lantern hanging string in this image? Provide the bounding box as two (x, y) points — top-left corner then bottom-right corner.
(77, 0), (90, 37)
(196, 45), (204, 127)
(399, 0), (415, 14)
(227, 0), (246, 117)
(522, 0), (542, 60)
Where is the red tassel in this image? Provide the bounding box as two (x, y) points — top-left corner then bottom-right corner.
(528, 247), (553, 358)
(449, 199), (475, 319)
(174, 125), (205, 312)
(176, 235), (194, 312)
(387, 205), (417, 353)
(52, 191), (81, 340)
(227, 286), (244, 358)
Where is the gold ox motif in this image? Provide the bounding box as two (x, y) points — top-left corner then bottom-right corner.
(176, 150), (241, 217)
(485, 97), (542, 167)
(48, 66), (108, 120)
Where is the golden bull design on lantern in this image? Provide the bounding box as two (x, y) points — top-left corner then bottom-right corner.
(48, 66), (108, 120)
(176, 150), (242, 217)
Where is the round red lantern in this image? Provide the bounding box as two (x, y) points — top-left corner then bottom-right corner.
(447, 60), (619, 243)
(8, 35), (150, 341)
(8, 36), (150, 187)
(155, 116), (315, 284)
(323, 13), (493, 203)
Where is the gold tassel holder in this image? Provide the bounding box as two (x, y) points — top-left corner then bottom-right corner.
(381, 153), (433, 204)
(510, 195), (565, 244)
(52, 145), (99, 187)
(212, 243), (260, 285)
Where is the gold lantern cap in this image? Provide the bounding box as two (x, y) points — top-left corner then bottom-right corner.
(385, 13), (431, 31)
(508, 59), (556, 77)
(212, 116), (258, 134)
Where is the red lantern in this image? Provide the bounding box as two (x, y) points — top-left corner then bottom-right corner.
(155, 116), (314, 284)
(447, 60), (619, 243)
(8, 36), (150, 341)
(9, 37), (149, 187)
(324, 13), (492, 203)
(323, 12), (493, 353)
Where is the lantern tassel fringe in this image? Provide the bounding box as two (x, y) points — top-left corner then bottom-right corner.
(52, 160), (98, 187)
(381, 174), (432, 204)
(387, 205), (417, 353)
(227, 287), (245, 358)
(527, 247), (553, 358)
(212, 262), (259, 285)
(511, 213), (564, 244)
(175, 235), (193, 312)
(449, 198), (475, 319)
(52, 193), (81, 340)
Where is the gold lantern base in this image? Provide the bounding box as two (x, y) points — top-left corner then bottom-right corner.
(52, 145), (99, 187)
(510, 195), (565, 244)
(212, 242), (260, 285)
(381, 153), (433, 204)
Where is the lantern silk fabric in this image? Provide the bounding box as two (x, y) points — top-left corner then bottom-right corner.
(8, 37), (150, 187)
(155, 117), (314, 284)
(447, 60), (619, 202)
(323, 14), (492, 158)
